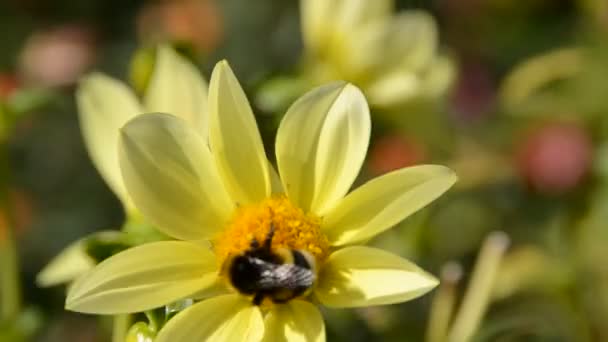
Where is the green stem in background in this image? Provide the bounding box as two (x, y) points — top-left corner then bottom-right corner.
(112, 314), (132, 342)
(144, 308), (164, 333)
(0, 142), (22, 321)
(447, 231), (510, 342)
(426, 262), (463, 342)
(0, 223), (21, 321)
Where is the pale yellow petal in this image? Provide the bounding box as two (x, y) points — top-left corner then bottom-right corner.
(37, 231), (122, 287)
(208, 61), (270, 205)
(300, 0), (393, 69)
(276, 83), (370, 214)
(323, 165), (456, 246)
(300, 0), (335, 53)
(66, 241), (218, 314)
(276, 83), (343, 211)
(421, 55), (456, 99)
(365, 11), (440, 107)
(156, 295), (264, 342)
(144, 45), (208, 134)
(76, 73), (143, 205)
(269, 162), (284, 195)
(190, 276), (231, 300)
(262, 300), (325, 342)
(333, 0), (393, 36)
(333, 20), (387, 79)
(366, 72), (421, 108)
(384, 11), (438, 72)
(119, 113), (234, 240)
(315, 246), (438, 308)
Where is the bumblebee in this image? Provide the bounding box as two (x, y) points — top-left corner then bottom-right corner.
(223, 225), (317, 305)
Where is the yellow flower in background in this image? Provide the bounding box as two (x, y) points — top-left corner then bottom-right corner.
(300, 0), (455, 108)
(37, 45), (207, 287)
(65, 61), (456, 341)
(77, 45), (208, 214)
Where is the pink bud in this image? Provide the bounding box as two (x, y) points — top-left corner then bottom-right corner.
(516, 122), (592, 195)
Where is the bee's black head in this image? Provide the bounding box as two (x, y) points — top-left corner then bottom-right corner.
(228, 255), (262, 295)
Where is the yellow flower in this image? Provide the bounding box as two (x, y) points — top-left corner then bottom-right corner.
(300, 0), (455, 108)
(65, 61), (457, 341)
(76, 45), (208, 213)
(37, 45), (207, 287)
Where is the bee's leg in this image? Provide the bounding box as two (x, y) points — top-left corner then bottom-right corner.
(291, 286), (308, 299)
(262, 223), (276, 252)
(252, 293), (265, 306)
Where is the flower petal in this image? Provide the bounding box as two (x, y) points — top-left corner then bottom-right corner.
(384, 11), (438, 72)
(208, 61), (270, 205)
(66, 241), (218, 314)
(190, 276), (232, 300)
(269, 162), (284, 195)
(420, 55), (456, 99)
(301, 0), (392, 58)
(300, 0), (334, 53)
(76, 73), (143, 206)
(144, 45), (208, 135)
(366, 72), (421, 108)
(315, 246), (438, 308)
(119, 113), (234, 240)
(262, 300), (325, 342)
(323, 165), (457, 246)
(276, 83), (370, 215)
(334, 0), (393, 31)
(156, 295), (264, 342)
(37, 231), (122, 287)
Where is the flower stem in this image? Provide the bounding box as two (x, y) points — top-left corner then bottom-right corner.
(0, 143), (21, 321)
(426, 262), (463, 342)
(0, 221), (21, 321)
(447, 231), (510, 342)
(112, 314), (132, 342)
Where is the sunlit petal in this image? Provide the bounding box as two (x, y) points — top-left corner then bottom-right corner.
(119, 113), (234, 240)
(262, 300), (325, 342)
(323, 165), (456, 246)
(144, 45), (208, 134)
(156, 295), (264, 342)
(208, 61), (270, 205)
(276, 83), (370, 215)
(66, 241), (218, 314)
(190, 276), (232, 300)
(315, 246), (438, 307)
(76, 73), (143, 206)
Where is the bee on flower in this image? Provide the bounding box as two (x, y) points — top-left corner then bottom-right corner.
(65, 58), (456, 341)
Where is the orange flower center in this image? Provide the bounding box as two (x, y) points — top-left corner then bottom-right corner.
(213, 195), (329, 266)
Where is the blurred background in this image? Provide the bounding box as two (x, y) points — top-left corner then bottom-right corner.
(1, 0), (608, 341)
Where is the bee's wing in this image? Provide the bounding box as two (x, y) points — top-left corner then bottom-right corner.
(257, 263), (315, 290)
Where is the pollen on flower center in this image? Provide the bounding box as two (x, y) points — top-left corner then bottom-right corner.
(213, 195), (330, 266)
